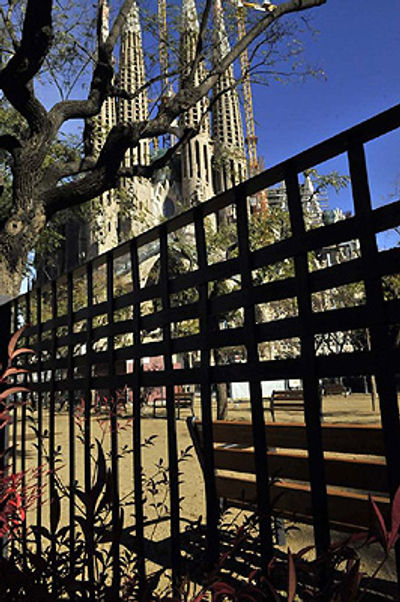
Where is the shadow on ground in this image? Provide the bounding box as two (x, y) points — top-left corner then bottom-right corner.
(117, 520), (398, 601)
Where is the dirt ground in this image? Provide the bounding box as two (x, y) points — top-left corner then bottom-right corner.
(15, 393), (397, 592)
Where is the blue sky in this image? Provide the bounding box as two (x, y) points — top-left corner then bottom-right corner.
(252, 0), (400, 233)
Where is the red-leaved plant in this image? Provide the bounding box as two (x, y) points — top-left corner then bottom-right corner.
(0, 326), (36, 538)
(0, 325), (34, 409)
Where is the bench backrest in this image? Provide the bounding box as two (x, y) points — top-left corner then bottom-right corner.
(190, 420), (389, 530)
(271, 390), (304, 401)
(324, 383), (344, 390)
(199, 420), (384, 455)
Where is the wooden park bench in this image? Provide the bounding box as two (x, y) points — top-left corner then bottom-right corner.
(323, 383), (351, 397)
(153, 390), (195, 419)
(187, 419), (389, 532)
(269, 389), (305, 422)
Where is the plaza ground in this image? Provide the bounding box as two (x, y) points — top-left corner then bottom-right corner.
(17, 392), (397, 590)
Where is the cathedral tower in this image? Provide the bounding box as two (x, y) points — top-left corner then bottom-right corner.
(119, 1), (150, 168)
(212, 0), (247, 194)
(180, 0), (214, 206)
(118, 0), (155, 236)
(88, 0), (118, 257)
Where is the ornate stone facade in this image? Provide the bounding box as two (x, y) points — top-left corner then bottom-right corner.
(86, 0), (250, 261)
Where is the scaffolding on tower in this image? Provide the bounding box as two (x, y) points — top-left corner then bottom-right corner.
(236, 3), (268, 213)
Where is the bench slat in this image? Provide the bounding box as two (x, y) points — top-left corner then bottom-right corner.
(272, 391), (304, 401)
(189, 419), (388, 533)
(216, 475), (389, 531)
(203, 421), (385, 455)
(214, 447), (388, 493)
(324, 384), (350, 396)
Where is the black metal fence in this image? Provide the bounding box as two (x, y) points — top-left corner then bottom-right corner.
(1, 104), (400, 597)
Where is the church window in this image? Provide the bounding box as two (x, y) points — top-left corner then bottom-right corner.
(182, 148), (187, 177)
(223, 168), (228, 191)
(230, 159), (235, 186)
(188, 142), (193, 178)
(203, 145), (209, 183)
(195, 141), (201, 178)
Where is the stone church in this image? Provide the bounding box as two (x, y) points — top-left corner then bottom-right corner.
(39, 0), (343, 280)
(71, 0), (248, 268)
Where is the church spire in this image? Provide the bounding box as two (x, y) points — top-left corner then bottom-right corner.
(118, 0), (154, 237)
(123, 0), (141, 35)
(213, 0), (230, 60)
(87, 0), (118, 259)
(182, 0), (200, 32)
(180, 0), (213, 206)
(98, 0), (110, 45)
(212, 0), (247, 194)
(119, 0), (150, 166)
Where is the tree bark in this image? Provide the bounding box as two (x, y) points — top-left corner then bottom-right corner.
(216, 383), (228, 421)
(212, 348), (229, 420)
(0, 259), (25, 302)
(370, 374), (378, 412)
(366, 329), (377, 411)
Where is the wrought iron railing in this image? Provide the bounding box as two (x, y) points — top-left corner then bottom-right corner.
(1, 103), (400, 597)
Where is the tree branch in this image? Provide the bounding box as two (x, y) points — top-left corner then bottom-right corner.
(110, 69), (179, 102)
(42, 156), (98, 187)
(43, 123), (193, 218)
(186, 0), (213, 85)
(0, 0), (53, 133)
(118, 127), (195, 178)
(44, 166), (109, 219)
(106, 0), (136, 52)
(0, 0), (53, 86)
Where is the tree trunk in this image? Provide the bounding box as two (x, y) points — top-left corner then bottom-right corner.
(0, 260), (24, 305)
(0, 196), (46, 303)
(366, 329), (377, 411)
(212, 348), (229, 420)
(370, 374), (378, 412)
(216, 382), (228, 420)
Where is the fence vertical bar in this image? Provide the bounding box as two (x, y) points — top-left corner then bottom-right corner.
(10, 299), (19, 559)
(20, 293), (29, 568)
(67, 270), (76, 590)
(159, 225), (181, 592)
(35, 286), (43, 557)
(106, 252), (120, 595)
(0, 300), (11, 557)
(48, 280), (58, 591)
(285, 167), (330, 556)
(194, 208), (220, 567)
(0, 300), (11, 367)
(348, 141), (400, 584)
(84, 262), (95, 600)
(235, 190), (274, 568)
(130, 239), (146, 594)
